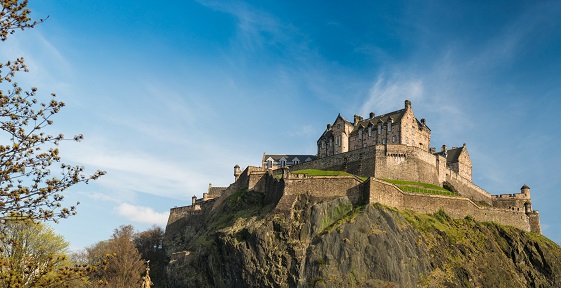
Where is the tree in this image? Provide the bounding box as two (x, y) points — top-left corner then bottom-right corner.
(0, 0), (105, 225)
(0, 220), (92, 287)
(134, 226), (167, 286)
(86, 225), (146, 287)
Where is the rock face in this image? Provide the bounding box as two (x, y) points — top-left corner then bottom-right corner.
(164, 189), (561, 287)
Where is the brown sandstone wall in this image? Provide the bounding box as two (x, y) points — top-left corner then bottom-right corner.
(446, 172), (492, 204)
(274, 175), (365, 213)
(369, 179), (532, 232)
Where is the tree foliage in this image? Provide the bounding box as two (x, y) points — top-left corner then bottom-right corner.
(0, 220), (94, 287)
(1, 0), (42, 42)
(0, 0), (105, 224)
(0, 1), (105, 284)
(86, 225), (146, 287)
(134, 226), (167, 287)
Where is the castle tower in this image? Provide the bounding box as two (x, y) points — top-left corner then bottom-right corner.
(521, 184), (531, 198)
(234, 164), (241, 181)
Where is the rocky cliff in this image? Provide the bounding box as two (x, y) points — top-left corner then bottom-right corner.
(164, 188), (561, 287)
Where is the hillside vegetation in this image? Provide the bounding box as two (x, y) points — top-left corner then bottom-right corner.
(165, 188), (561, 287)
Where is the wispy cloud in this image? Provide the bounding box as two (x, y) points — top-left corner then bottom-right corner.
(197, 0), (291, 53)
(360, 73), (424, 116)
(60, 138), (212, 200)
(115, 203), (169, 226)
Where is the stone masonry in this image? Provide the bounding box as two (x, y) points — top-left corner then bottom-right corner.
(165, 100), (541, 238)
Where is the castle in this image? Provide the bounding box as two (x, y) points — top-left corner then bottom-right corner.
(165, 100), (541, 237)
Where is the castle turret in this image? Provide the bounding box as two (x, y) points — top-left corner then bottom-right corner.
(192, 195), (197, 206)
(405, 99), (411, 109)
(234, 164), (241, 181)
(369, 112), (375, 119)
(521, 184), (530, 198)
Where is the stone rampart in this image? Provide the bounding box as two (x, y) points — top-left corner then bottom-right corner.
(368, 179), (534, 232)
(167, 205), (201, 227)
(492, 193), (529, 211)
(445, 171), (491, 204)
(374, 152), (440, 186)
(274, 173), (365, 214)
(294, 144), (444, 186)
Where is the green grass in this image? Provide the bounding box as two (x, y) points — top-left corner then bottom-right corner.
(381, 178), (456, 196)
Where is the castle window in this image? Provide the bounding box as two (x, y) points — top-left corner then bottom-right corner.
(368, 126), (372, 137)
(359, 129), (363, 139)
(382, 139), (386, 144)
(322, 140), (325, 148)
(329, 138), (333, 147)
(267, 160), (272, 169)
(388, 122), (392, 132)
(393, 135), (396, 143)
(280, 159), (287, 168)
(338, 136), (342, 146)
(378, 124), (382, 134)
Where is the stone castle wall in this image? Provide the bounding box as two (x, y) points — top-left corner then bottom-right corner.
(293, 144), (491, 203)
(445, 170), (492, 204)
(368, 179), (536, 232)
(166, 165), (540, 239)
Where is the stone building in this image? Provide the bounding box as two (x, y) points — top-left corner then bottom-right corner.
(433, 144), (473, 181)
(317, 100), (473, 183)
(262, 153), (316, 170)
(318, 100), (431, 158)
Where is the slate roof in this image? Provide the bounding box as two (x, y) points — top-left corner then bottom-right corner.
(350, 109), (406, 134)
(263, 154), (316, 162)
(435, 146), (464, 163)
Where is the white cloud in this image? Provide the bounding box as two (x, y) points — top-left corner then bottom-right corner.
(59, 137), (213, 200)
(115, 203), (169, 226)
(361, 73), (424, 116)
(81, 191), (121, 203)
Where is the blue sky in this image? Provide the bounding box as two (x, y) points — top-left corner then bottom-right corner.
(3, 1), (560, 250)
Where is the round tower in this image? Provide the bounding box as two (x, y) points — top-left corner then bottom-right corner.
(521, 184), (530, 198)
(234, 164), (241, 181)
